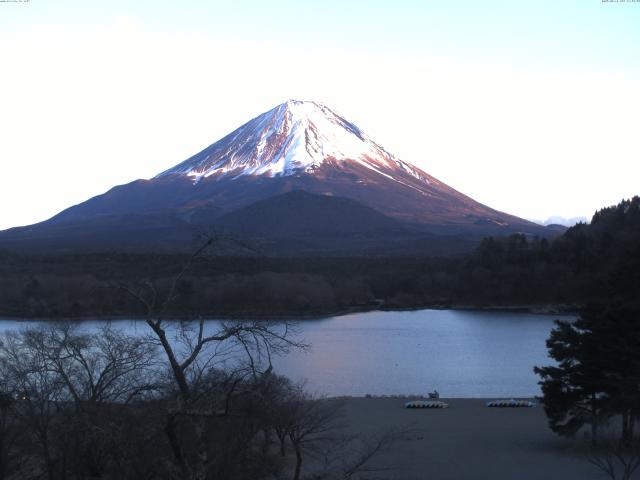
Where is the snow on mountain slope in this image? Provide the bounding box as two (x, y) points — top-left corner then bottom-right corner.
(156, 100), (429, 185)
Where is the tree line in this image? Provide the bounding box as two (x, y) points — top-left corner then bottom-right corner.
(2, 197), (639, 318)
(532, 197), (640, 479)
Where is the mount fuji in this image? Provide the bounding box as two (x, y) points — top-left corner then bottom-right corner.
(0, 100), (553, 254)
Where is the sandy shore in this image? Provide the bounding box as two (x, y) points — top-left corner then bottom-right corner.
(338, 397), (603, 480)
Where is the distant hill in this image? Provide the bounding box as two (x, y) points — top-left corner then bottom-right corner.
(529, 215), (589, 227)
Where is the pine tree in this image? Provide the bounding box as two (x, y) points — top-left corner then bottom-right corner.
(535, 304), (640, 446)
(534, 313), (608, 445)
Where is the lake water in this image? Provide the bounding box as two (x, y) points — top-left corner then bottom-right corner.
(0, 309), (569, 398)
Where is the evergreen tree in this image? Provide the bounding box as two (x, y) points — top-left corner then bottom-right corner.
(535, 304), (640, 446)
(534, 312), (609, 445)
(593, 305), (640, 445)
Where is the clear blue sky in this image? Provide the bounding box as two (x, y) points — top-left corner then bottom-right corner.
(1, 0), (639, 228)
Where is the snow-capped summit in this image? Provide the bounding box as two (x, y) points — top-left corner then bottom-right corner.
(156, 100), (426, 184)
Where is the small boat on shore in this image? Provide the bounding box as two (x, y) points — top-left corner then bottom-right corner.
(486, 399), (535, 408)
(405, 400), (449, 409)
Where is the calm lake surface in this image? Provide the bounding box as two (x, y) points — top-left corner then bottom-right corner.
(0, 309), (569, 398)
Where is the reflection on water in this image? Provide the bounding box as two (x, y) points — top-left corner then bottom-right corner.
(0, 309), (569, 397)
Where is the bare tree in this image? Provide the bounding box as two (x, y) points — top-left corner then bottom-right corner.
(21, 323), (160, 406)
(118, 236), (307, 478)
(119, 238), (304, 403)
(586, 422), (640, 480)
(266, 382), (400, 480)
(288, 395), (344, 480)
(0, 324), (162, 479)
(0, 389), (24, 480)
(0, 329), (69, 480)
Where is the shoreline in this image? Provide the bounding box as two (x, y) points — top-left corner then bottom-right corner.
(327, 394), (539, 401)
(0, 303), (580, 322)
(334, 396), (599, 480)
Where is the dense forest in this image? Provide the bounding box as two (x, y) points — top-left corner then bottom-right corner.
(0, 197), (638, 318)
